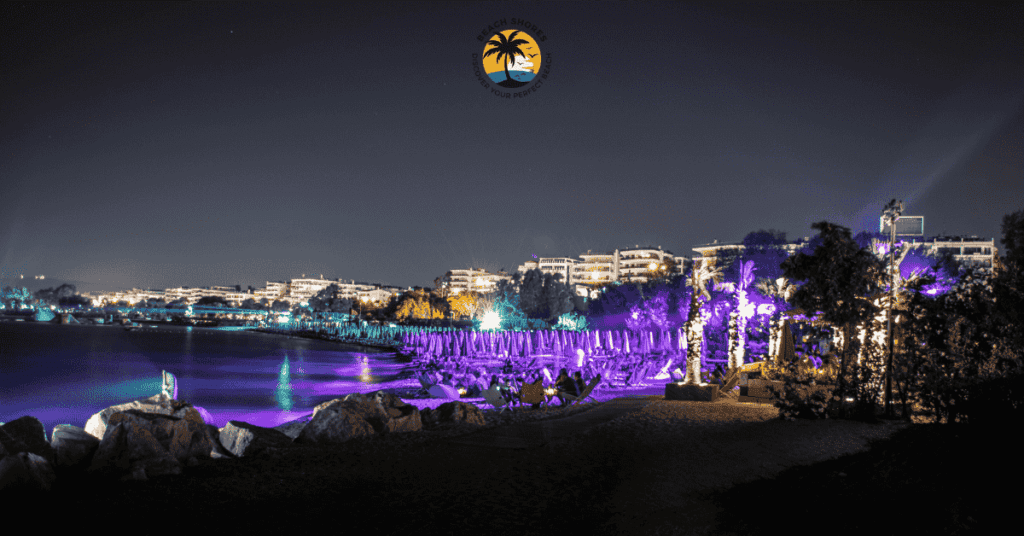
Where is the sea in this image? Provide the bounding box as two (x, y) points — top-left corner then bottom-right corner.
(0, 321), (419, 434)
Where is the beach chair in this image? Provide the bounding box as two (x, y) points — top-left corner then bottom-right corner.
(517, 378), (546, 411)
(482, 385), (513, 413)
(560, 375), (601, 406)
(415, 372), (436, 396)
(720, 367), (741, 394)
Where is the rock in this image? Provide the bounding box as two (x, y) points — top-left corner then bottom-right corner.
(85, 394), (196, 440)
(218, 421), (294, 457)
(371, 391), (423, 434)
(87, 420), (182, 480)
(0, 452), (57, 493)
(205, 424), (237, 459)
(84, 406), (211, 480)
(273, 417), (312, 440)
(433, 401), (486, 427)
(296, 398), (377, 445)
(0, 416), (56, 467)
(50, 424), (100, 471)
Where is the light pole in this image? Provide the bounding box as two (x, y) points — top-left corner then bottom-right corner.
(882, 199), (903, 418)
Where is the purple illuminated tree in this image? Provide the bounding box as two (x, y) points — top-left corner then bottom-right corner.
(727, 260), (756, 371)
(683, 258), (722, 384)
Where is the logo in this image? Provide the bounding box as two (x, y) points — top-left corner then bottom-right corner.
(471, 19), (551, 99)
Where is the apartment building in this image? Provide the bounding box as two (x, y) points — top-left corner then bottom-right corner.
(447, 268), (506, 294)
(513, 245), (688, 298)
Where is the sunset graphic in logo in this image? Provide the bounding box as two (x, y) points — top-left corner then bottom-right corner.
(482, 29), (542, 88)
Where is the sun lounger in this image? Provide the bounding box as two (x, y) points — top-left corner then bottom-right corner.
(560, 375), (601, 406)
(482, 385), (513, 413)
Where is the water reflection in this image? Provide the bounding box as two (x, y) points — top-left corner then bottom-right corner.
(276, 355), (293, 410)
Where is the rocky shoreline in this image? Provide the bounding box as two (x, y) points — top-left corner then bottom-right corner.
(0, 388), (605, 493)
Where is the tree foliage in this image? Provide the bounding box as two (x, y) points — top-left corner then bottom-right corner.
(307, 284), (353, 313)
(780, 221), (885, 417)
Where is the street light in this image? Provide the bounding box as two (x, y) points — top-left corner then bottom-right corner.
(882, 199), (903, 418)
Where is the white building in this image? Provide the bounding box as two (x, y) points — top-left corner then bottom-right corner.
(447, 268), (506, 294)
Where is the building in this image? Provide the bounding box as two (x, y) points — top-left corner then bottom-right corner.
(446, 268), (506, 294)
(288, 275), (335, 301)
(515, 245), (689, 298)
(905, 236), (997, 268)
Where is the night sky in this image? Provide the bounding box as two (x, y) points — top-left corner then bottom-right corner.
(3, 2), (1021, 293)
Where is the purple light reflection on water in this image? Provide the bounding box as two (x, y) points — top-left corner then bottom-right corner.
(0, 322), (414, 435)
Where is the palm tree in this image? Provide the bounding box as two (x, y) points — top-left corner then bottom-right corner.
(756, 277), (797, 360)
(684, 259), (723, 384)
(483, 30), (530, 88)
(728, 260), (757, 372)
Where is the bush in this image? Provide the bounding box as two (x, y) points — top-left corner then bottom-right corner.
(763, 359), (833, 420)
(961, 371), (1024, 427)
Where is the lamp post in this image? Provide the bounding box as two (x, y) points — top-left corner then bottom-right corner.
(882, 199), (903, 418)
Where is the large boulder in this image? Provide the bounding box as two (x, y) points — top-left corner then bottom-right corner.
(295, 398), (377, 445)
(218, 421), (294, 457)
(85, 394), (197, 440)
(371, 391), (422, 434)
(0, 452), (57, 493)
(87, 418), (183, 481)
(50, 424), (100, 471)
(430, 401), (486, 427)
(1, 417), (56, 467)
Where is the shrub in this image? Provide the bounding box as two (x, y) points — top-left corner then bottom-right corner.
(763, 359), (833, 420)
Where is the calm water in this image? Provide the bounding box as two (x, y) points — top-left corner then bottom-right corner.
(0, 322), (417, 434)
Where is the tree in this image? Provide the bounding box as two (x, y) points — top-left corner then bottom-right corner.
(34, 284), (78, 307)
(240, 298), (260, 310)
(780, 221), (885, 418)
(308, 284), (352, 313)
(196, 296), (229, 307)
(727, 260), (757, 371)
(447, 292), (480, 320)
(271, 300), (291, 312)
(742, 229), (790, 283)
(684, 258), (723, 384)
(540, 272), (574, 321)
(395, 289), (443, 322)
(434, 272), (453, 325)
(59, 294), (92, 309)
(482, 30), (530, 87)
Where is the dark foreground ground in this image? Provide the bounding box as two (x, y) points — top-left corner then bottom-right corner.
(7, 404), (1011, 536)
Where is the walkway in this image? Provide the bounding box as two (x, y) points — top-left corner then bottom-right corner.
(446, 395), (660, 449)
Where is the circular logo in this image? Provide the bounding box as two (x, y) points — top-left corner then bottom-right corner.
(482, 29), (542, 89)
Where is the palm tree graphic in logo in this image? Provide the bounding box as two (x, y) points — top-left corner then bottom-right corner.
(482, 29), (541, 88)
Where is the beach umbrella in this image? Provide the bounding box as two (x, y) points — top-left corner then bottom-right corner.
(584, 332), (594, 356)
(553, 333), (563, 357)
(525, 330), (534, 358)
(623, 331), (631, 355)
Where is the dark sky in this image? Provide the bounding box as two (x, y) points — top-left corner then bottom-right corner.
(2, 2), (1022, 293)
